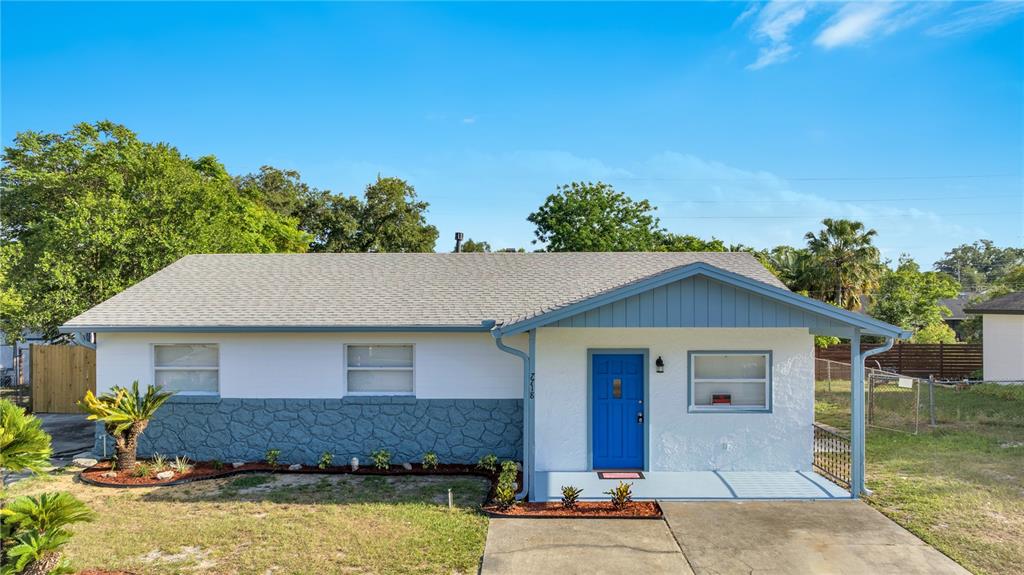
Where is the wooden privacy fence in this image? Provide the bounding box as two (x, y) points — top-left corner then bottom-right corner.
(30, 344), (96, 413)
(816, 342), (982, 380)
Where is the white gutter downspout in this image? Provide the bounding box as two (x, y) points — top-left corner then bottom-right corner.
(851, 333), (895, 498)
(494, 331), (533, 501)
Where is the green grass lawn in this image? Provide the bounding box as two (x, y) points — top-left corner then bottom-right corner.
(8, 471), (491, 574)
(816, 380), (1024, 575)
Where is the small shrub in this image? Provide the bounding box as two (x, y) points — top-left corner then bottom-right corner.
(265, 449), (281, 469)
(494, 481), (517, 510)
(211, 459), (224, 471)
(150, 453), (168, 471)
(477, 453), (498, 473)
(492, 460), (520, 510)
(318, 451), (333, 469)
(172, 455), (192, 474)
(604, 481), (633, 509)
(132, 462), (152, 478)
(422, 451), (439, 470)
(500, 460), (517, 476)
(370, 449), (391, 470)
(560, 485), (583, 509)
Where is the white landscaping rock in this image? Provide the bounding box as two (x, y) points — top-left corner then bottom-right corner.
(232, 461), (246, 469)
(402, 462), (413, 470)
(101, 471), (117, 478)
(155, 470), (174, 480)
(72, 457), (99, 468)
(287, 464), (302, 471)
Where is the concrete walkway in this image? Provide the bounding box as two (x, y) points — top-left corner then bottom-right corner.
(661, 500), (970, 575)
(481, 518), (691, 575)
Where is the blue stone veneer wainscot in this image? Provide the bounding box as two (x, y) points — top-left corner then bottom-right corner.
(92, 396), (524, 465)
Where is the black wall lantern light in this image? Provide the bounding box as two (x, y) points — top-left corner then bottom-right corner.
(655, 356), (665, 373)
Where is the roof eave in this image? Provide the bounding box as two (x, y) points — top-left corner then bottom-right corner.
(58, 323), (495, 334)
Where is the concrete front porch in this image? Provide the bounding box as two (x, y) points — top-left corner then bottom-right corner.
(533, 470), (848, 501)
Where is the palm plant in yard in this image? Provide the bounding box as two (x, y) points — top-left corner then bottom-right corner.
(2, 492), (95, 575)
(0, 399), (53, 490)
(77, 381), (174, 472)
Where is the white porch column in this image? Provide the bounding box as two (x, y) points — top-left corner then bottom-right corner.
(850, 330), (865, 498)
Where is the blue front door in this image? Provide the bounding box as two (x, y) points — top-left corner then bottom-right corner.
(592, 353), (644, 469)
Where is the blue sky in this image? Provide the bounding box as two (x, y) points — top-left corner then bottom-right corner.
(3, 1), (1022, 265)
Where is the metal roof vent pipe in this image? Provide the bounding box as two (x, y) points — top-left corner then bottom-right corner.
(454, 232), (464, 253)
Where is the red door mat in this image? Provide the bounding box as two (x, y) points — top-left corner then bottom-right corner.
(597, 471), (645, 480)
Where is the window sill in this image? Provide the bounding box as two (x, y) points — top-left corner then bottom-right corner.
(345, 392), (416, 397)
(166, 393), (221, 404)
(688, 405), (771, 414)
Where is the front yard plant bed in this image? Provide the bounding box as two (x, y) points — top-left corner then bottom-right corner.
(79, 461), (514, 491)
(482, 501), (662, 518)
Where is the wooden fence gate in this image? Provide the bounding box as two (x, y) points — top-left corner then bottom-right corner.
(30, 344), (96, 413)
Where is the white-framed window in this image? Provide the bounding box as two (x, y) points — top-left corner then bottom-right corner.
(345, 344), (414, 395)
(689, 351), (771, 412)
(153, 344), (219, 395)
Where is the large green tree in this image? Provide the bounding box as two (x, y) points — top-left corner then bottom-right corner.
(528, 182), (663, 251)
(804, 218), (882, 310)
(870, 256), (960, 336)
(355, 176), (438, 252)
(236, 166), (361, 252)
(0, 122), (311, 339)
(934, 240), (1024, 291)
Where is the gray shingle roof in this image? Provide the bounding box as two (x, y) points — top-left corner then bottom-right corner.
(964, 291), (1024, 315)
(61, 252), (787, 331)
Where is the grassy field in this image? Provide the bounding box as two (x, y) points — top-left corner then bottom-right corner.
(816, 380), (1024, 575)
(7, 472), (491, 574)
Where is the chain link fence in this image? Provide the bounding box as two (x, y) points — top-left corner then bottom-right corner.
(815, 357), (1024, 435)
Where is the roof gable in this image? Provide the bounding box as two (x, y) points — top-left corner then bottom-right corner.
(493, 262), (911, 339)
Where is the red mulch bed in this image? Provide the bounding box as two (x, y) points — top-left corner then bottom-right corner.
(483, 501), (661, 518)
(79, 461), (507, 490)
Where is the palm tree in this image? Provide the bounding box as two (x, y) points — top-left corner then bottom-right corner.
(0, 399), (53, 488)
(804, 219), (882, 310)
(77, 381), (174, 472)
(2, 492), (94, 575)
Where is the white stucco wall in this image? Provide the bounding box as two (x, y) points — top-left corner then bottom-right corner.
(533, 327), (815, 472)
(982, 315), (1024, 381)
(96, 332), (525, 399)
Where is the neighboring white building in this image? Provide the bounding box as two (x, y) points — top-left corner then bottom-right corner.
(966, 292), (1024, 382)
(60, 253), (908, 501)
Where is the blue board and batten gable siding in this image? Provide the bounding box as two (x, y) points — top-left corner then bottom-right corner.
(551, 275), (848, 333)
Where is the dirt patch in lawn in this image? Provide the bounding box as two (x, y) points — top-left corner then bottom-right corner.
(483, 501), (662, 518)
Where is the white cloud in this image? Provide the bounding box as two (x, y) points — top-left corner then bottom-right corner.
(733, 2), (761, 28)
(748, 43), (794, 70)
(927, 0), (1024, 37)
(462, 116), (477, 125)
(815, 2), (899, 49)
(745, 1), (812, 70)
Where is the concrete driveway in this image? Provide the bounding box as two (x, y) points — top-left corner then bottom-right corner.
(481, 518), (691, 574)
(660, 500), (970, 575)
(480, 501), (969, 575)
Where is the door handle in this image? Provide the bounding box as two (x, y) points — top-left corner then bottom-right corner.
(637, 412), (644, 424)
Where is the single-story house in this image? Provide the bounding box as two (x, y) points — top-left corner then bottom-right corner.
(965, 291), (1024, 382)
(61, 253), (909, 501)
